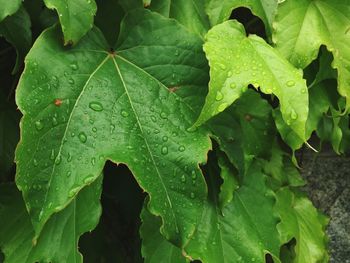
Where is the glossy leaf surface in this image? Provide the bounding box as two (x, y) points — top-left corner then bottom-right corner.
(43, 0), (97, 44)
(16, 9), (210, 247)
(195, 20), (308, 140)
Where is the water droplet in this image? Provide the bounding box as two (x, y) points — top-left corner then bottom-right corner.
(50, 149), (55, 160)
(55, 155), (61, 165)
(35, 120), (44, 130)
(68, 187), (80, 197)
(161, 146), (168, 155)
(91, 157), (96, 166)
(52, 117), (58, 126)
(190, 192), (195, 199)
(66, 171), (72, 177)
(215, 91), (223, 101)
(178, 145), (185, 152)
(160, 112), (167, 119)
(290, 109), (298, 120)
(92, 127), (97, 132)
(84, 176), (95, 184)
(162, 136), (168, 142)
(230, 83), (236, 89)
(191, 171), (197, 180)
(33, 159), (38, 167)
(110, 124), (115, 134)
(89, 102), (104, 112)
(286, 80), (295, 87)
(78, 132), (87, 143)
(67, 153), (72, 162)
(151, 115), (156, 122)
(181, 175), (186, 183)
(70, 63), (78, 70)
(121, 110), (129, 117)
(217, 103), (228, 113)
(68, 78), (74, 84)
(301, 87), (307, 93)
(227, 71), (233, 77)
(218, 63), (226, 70)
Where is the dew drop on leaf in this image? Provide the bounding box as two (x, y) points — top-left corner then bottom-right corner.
(230, 83), (236, 89)
(70, 63), (78, 70)
(217, 103), (228, 113)
(190, 192), (195, 199)
(181, 175), (186, 183)
(178, 145), (185, 152)
(35, 120), (44, 130)
(215, 91), (223, 101)
(121, 110), (129, 117)
(78, 132), (87, 143)
(161, 146), (168, 155)
(89, 102), (104, 112)
(286, 80), (295, 87)
(290, 109), (298, 120)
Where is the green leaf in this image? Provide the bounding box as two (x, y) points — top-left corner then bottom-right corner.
(0, 0), (21, 22)
(0, 6), (32, 73)
(0, 177), (102, 263)
(147, 0), (210, 37)
(43, 0), (97, 44)
(208, 89), (275, 174)
(273, 0), (350, 109)
(205, 0), (277, 37)
(140, 198), (186, 263)
(194, 20), (309, 140)
(16, 9), (210, 247)
(0, 92), (20, 177)
(184, 161), (281, 263)
(275, 188), (329, 263)
(217, 152), (239, 210)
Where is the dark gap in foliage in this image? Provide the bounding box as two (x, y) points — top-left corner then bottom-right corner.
(95, 0), (125, 47)
(79, 162), (145, 263)
(230, 7), (266, 39)
(279, 238), (297, 262)
(265, 253), (274, 263)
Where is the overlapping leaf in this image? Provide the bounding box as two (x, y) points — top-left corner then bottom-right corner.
(43, 0), (97, 44)
(273, 0), (350, 109)
(147, 0), (210, 37)
(0, 0), (21, 22)
(16, 9), (210, 247)
(140, 199), (186, 263)
(275, 188), (329, 263)
(208, 89), (275, 174)
(184, 161), (280, 263)
(0, 6), (32, 73)
(0, 177), (102, 263)
(194, 20), (309, 140)
(205, 0), (277, 37)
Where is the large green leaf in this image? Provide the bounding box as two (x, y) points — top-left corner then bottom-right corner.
(140, 198), (186, 263)
(205, 0), (277, 36)
(148, 0), (210, 37)
(275, 188), (329, 263)
(184, 161), (281, 263)
(43, 0), (97, 44)
(273, 0), (350, 109)
(0, 177), (102, 263)
(0, 0), (21, 22)
(194, 20), (309, 140)
(0, 6), (32, 73)
(16, 9), (210, 247)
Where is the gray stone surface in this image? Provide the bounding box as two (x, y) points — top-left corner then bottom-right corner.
(299, 149), (350, 263)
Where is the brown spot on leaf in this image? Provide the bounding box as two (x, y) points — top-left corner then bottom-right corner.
(54, 99), (62, 106)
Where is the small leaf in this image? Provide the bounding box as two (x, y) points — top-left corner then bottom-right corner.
(0, 6), (32, 73)
(273, 0), (350, 109)
(275, 188), (329, 263)
(194, 20), (309, 140)
(140, 198), (186, 263)
(43, 0), (97, 44)
(205, 0), (278, 37)
(184, 161), (281, 263)
(0, 177), (102, 263)
(148, 0), (210, 37)
(0, 0), (21, 22)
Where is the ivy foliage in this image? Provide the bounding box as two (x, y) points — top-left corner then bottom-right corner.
(1, 0), (349, 262)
